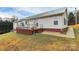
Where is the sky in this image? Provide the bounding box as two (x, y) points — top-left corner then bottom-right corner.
(0, 7), (78, 19)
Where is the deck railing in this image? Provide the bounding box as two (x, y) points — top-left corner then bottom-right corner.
(16, 27), (31, 29)
(16, 26), (39, 30)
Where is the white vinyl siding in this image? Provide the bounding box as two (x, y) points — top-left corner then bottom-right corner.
(62, 11), (68, 28)
(37, 15), (64, 29)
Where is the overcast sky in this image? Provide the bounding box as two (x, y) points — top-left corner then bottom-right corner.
(0, 7), (78, 19)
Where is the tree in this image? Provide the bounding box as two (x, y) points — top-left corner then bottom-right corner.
(10, 16), (18, 30)
(0, 17), (2, 20)
(0, 20), (13, 34)
(11, 16), (18, 22)
(77, 11), (79, 24)
(68, 12), (75, 25)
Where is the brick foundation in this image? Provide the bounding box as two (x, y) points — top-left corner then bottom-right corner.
(43, 28), (62, 32)
(16, 28), (33, 35)
(16, 28), (68, 35)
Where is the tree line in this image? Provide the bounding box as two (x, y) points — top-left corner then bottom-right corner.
(68, 11), (79, 25)
(0, 20), (13, 34)
(0, 16), (17, 34)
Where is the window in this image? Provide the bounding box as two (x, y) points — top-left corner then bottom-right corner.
(36, 23), (38, 26)
(21, 22), (24, 26)
(25, 21), (27, 24)
(54, 21), (58, 25)
(64, 18), (66, 25)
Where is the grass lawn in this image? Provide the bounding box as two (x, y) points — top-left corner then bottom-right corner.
(0, 28), (79, 51)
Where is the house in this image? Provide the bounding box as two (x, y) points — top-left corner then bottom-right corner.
(13, 8), (68, 35)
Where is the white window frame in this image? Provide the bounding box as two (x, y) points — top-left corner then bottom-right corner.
(54, 20), (58, 25)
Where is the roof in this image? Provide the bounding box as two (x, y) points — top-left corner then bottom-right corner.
(16, 7), (67, 22)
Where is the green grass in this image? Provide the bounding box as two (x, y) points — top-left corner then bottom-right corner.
(0, 29), (79, 51)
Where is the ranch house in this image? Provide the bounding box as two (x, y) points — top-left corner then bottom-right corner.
(13, 8), (68, 35)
